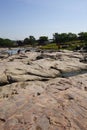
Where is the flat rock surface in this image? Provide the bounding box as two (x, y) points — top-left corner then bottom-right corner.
(0, 50), (87, 130)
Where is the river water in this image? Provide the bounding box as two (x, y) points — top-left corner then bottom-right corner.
(0, 47), (37, 55)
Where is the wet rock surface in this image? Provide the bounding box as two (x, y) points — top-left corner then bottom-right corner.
(0, 50), (87, 130)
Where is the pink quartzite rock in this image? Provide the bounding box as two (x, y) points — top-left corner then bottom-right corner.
(0, 50), (87, 130)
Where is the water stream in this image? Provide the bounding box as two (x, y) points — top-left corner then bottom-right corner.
(61, 69), (87, 78)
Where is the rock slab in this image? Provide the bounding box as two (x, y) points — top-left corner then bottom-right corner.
(0, 50), (87, 130)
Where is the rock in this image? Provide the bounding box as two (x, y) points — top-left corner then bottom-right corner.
(0, 49), (87, 130)
(0, 73), (8, 86)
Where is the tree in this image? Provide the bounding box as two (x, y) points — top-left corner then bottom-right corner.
(0, 38), (14, 47)
(23, 36), (36, 46)
(17, 40), (23, 46)
(59, 33), (68, 43)
(53, 33), (68, 49)
(53, 33), (59, 43)
(29, 36), (36, 46)
(67, 33), (77, 41)
(38, 36), (48, 45)
(0, 38), (3, 46)
(53, 33), (61, 49)
(78, 32), (87, 42)
(78, 32), (87, 51)
(23, 38), (29, 45)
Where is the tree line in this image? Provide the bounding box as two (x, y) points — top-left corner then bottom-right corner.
(0, 32), (87, 48)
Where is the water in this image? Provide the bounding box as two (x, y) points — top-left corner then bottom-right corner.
(62, 69), (87, 78)
(0, 48), (23, 55)
(6, 48), (37, 55)
(7, 48), (21, 55)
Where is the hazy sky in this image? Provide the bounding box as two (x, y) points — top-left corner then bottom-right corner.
(0, 0), (87, 40)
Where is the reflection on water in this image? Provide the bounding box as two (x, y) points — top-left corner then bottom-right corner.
(0, 48), (22, 55)
(62, 69), (87, 78)
(7, 48), (21, 55)
(6, 48), (37, 55)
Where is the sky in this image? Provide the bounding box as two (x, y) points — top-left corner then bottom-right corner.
(0, 0), (87, 40)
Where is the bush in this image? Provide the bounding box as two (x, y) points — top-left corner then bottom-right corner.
(0, 38), (14, 47)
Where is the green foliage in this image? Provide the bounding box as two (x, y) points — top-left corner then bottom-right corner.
(38, 36), (48, 45)
(65, 41), (85, 51)
(0, 31), (87, 50)
(78, 32), (87, 42)
(17, 40), (24, 46)
(29, 36), (36, 46)
(0, 38), (14, 47)
(23, 38), (29, 45)
(23, 36), (36, 46)
(39, 40), (86, 51)
(40, 43), (59, 50)
(67, 33), (77, 41)
(53, 33), (77, 44)
(78, 32), (87, 51)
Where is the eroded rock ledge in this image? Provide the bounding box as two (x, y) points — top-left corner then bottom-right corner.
(0, 50), (87, 130)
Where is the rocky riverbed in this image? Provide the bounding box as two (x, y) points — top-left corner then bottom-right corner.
(0, 49), (87, 130)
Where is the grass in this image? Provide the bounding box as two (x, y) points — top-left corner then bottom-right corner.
(40, 43), (59, 50)
(39, 41), (86, 51)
